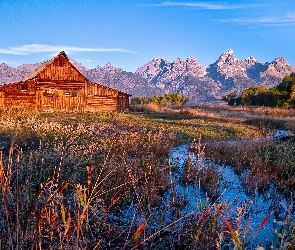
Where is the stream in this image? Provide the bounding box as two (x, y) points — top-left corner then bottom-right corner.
(169, 130), (293, 247)
(120, 130), (293, 248)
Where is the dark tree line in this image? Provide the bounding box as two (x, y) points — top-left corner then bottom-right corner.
(131, 93), (189, 105)
(222, 73), (295, 108)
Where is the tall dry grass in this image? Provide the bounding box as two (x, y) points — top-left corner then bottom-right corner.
(205, 138), (295, 195)
(0, 109), (175, 248)
(0, 108), (294, 248)
(129, 103), (164, 113)
(189, 103), (295, 118)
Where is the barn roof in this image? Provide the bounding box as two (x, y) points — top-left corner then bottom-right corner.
(22, 51), (74, 81)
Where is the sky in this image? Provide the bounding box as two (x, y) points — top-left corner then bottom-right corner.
(0, 0), (295, 72)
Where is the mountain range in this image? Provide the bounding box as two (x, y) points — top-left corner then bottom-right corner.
(1, 49), (294, 102)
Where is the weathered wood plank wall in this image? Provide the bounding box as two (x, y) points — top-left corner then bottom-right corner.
(0, 91), (36, 109)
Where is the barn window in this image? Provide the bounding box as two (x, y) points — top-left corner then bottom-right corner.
(64, 92), (70, 96)
(72, 92), (78, 97)
(21, 83), (28, 91)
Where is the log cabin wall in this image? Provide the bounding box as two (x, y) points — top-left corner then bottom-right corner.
(0, 80), (37, 109)
(36, 89), (86, 112)
(0, 80), (130, 112)
(2, 91), (36, 109)
(85, 82), (119, 112)
(0, 51), (130, 112)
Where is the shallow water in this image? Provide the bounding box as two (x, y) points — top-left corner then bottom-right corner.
(169, 130), (293, 247)
(120, 130), (293, 248)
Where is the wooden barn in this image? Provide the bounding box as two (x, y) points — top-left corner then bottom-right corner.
(0, 51), (130, 112)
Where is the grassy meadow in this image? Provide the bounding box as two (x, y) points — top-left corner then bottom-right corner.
(1, 105), (295, 249)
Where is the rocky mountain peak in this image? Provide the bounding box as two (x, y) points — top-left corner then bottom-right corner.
(240, 56), (259, 69)
(217, 48), (238, 66)
(134, 58), (171, 82)
(174, 58), (186, 64)
(150, 58), (170, 68)
(0, 63), (12, 70)
(262, 57), (294, 78)
(223, 48), (234, 55)
(273, 56), (287, 64)
(185, 56), (207, 76)
(102, 62), (122, 73)
(103, 62), (112, 68)
(186, 56), (198, 64)
(246, 56), (257, 62)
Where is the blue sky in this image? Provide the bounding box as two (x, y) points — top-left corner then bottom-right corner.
(0, 0), (294, 72)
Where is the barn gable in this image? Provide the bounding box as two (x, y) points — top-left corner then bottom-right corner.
(23, 51), (87, 83)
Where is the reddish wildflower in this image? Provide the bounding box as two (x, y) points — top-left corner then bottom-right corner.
(131, 223), (147, 244)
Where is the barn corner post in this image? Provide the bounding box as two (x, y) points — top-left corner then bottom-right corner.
(124, 93), (131, 112)
(117, 92), (131, 112)
(0, 51), (131, 113)
(117, 92), (123, 112)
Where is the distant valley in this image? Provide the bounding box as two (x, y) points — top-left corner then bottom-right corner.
(1, 49), (294, 102)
